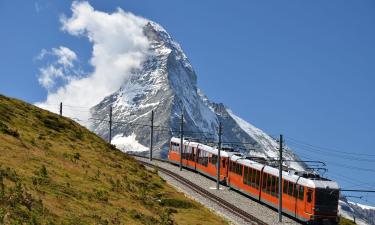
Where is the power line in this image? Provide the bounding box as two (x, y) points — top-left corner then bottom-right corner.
(292, 149), (375, 173)
(341, 189), (375, 193)
(288, 142), (375, 163)
(286, 136), (375, 157)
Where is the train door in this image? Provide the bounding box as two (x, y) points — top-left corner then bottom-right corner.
(305, 188), (313, 214)
(220, 157), (226, 181)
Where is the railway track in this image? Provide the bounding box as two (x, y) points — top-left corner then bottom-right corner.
(132, 155), (267, 225)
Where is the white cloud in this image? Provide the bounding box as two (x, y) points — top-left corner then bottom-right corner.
(36, 46), (79, 91)
(35, 1), (150, 124)
(52, 47), (77, 68)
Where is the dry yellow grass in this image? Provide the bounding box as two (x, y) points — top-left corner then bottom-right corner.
(0, 94), (228, 225)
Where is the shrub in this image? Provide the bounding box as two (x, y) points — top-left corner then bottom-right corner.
(42, 115), (68, 132)
(40, 165), (48, 178)
(0, 121), (20, 138)
(159, 208), (177, 225)
(73, 152), (80, 161)
(160, 198), (194, 209)
(73, 130), (84, 140)
(32, 166), (49, 185)
(94, 189), (109, 202)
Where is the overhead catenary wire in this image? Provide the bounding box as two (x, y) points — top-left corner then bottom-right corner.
(287, 141), (375, 163)
(285, 136), (375, 157)
(287, 143), (375, 172)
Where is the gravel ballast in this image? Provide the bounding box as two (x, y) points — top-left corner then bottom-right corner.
(136, 157), (302, 225)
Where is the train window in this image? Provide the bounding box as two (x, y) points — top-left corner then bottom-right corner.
(250, 168), (256, 187)
(255, 171), (260, 189)
(172, 142), (179, 152)
(298, 186), (304, 200)
(275, 177), (279, 196)
(270, 176), (275, 196)
(247, 167), (252, 185)
(288, 182), (294, 196)
(234, 163), (242, 176)
(262, 173), (267, 191)
(210, 154), (217, 165)
(307, 190), (312, 203)
(251, 168), (255, 186)
(283, 180), (288, 194)
(231, 162), (235, 173)
(293, 184), (298, 198)
(267, 175), (272, 194)
(198, 150), (209, 166)
(243, 167), (249, 185)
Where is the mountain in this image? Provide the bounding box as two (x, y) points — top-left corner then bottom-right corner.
(89, 21), (375, 223)
(90, 21), (306, 171)
(339, 198), (375, 225)
(0, 94), (227, 224)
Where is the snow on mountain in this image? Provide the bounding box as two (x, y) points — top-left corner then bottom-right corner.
(111, 133), (148, 152)
(339, 198), (375, 225)
(89, 20), (307, 171)
(102, 20), (375, 224)
(350, 202), (375, 211)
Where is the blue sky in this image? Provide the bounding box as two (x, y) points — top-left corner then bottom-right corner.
(1, 1), (375, 205)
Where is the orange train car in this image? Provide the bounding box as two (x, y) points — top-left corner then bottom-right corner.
(168, 137), (340, 225)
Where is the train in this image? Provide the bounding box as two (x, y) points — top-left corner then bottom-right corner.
(168, 137), (340, 225)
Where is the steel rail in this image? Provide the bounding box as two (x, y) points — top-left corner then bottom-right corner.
(131, 155), (267, 225)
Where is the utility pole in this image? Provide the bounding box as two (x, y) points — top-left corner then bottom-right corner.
(109, 106), (112, 144)
(179, 113), (184, 171)
(278, 134), (283, 223)
(216, 122), (222, 190)
(149, 110), (154, 161)
(59, 102), (62, 117)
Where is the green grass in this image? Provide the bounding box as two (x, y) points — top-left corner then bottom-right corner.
(339, 216), (357, 225)
(0, 94), (228, 225)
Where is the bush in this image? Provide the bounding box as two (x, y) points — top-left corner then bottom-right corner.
(73, 152), (80, 161)
(73, 130), (84, 140)
(129, 209), (158, 225)
(94, 189), (109, 202)
(32, 165), (49, 185)
(0, 167), (47, 224)
(160, 198), (194, 209)
(42, 115), (68, 132)
(159, 208), (177, 225)
(0, 121), (20, 138)
(40, 165), (48, 178)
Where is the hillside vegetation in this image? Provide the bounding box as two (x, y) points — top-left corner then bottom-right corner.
(339, 217), (357, 225)
(0, 95), (227, 225)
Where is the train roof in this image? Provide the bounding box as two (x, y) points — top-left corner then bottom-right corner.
(171, 137), (339, 190)
(230, 154), (340, 190)
(171, 137), (232, 157)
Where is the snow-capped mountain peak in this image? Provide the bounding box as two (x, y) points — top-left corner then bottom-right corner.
(90, 20), (305, 168)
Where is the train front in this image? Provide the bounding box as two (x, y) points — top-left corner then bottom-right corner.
(309, 179), (340, 224)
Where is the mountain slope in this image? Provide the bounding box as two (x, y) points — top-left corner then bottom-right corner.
(90, 21), (305, 171)
(0, 94), (228, 225)
(339, 198), (375, 225)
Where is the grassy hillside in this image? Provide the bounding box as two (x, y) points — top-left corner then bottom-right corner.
(0, 95), (227, 225)
(339, 216), (357, 225)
